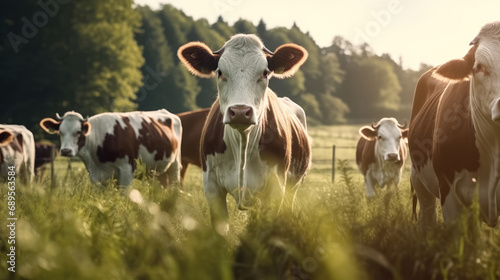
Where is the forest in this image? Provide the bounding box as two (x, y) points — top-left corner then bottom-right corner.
(0, 0), (432, 137)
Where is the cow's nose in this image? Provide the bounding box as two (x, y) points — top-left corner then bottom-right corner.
(227, 105), (254, 127)
(60, 148), (72, 157)
(386, 153), (399, 161)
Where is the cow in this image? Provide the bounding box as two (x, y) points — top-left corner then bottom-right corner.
(408, 21), (500, 227)
(356, 118), (408, 198)
(34, 142), (57, 175)
(0, 125), (35, 183)
(177, 34), (312, 226)
(176, 108), (210, 183)
(176, 98), (306, 183)
(40, 110), (182, 188)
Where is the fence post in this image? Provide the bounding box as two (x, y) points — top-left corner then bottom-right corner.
(50, 144), (55, 189)
(332, 145), (336, 183)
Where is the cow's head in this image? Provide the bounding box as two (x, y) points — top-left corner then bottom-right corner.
(40, 111), (91, 157)
(0, 130), (14, 147)
(359, 118), (408, 162)
(178, 34), (308, 131)
(435, 21), (500, 122)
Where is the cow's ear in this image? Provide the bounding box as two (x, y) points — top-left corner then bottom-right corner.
(82, 121), (91, 136)
(267, 43), (308, 79)
(40, 118), (61, 134)
(0, 131), (13, 147)
(435, 45), (477, 80)
(359, 126), (377, 141)
(177, 42), (220, 78)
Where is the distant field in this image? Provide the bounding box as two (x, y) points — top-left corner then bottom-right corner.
(1, 125), (499, 280)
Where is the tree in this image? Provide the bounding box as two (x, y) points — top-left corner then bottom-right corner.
(0, 0), (143, 137)
(135, 5), (174, 111)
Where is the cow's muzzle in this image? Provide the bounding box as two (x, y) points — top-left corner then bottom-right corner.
(226, 105), (256, 130)
(386, 153), (400, 162)
(60, 148), (73, 157)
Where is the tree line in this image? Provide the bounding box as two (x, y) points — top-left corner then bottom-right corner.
(0, 1), (431, 138)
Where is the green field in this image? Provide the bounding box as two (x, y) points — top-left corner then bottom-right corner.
(1, 125), (499, 280)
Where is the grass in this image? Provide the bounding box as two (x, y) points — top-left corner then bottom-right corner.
(1, 124), (499, 280)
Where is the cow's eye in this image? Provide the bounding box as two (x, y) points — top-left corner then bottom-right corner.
(217, 69), (225, 80)
(474, 63), (489, 75)
(377, 135), (383, 140)
(260, 69), (270, 80)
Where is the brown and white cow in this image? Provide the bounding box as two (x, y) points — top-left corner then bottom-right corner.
(40, 110), (182, 188)
(409, 21), (500, 227)
(178, 34), (311, 225)
(176, 99), (307, 183)
(0, 125), (35, 183)
(356, 118), (408, 197)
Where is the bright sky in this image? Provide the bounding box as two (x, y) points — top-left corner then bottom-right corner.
(134, 0), (499, 70)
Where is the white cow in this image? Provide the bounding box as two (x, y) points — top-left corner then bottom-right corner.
(178, 34), (312, 226)
(356, 118), (408, 197)
(40, 110), (182, 187)
(0, 124), (35, 183)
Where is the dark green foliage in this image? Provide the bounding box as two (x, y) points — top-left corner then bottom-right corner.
(0, 0), (143, 138)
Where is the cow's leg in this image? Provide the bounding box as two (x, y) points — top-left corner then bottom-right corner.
(117, 165), (134, 188)
(365, 173), (377, 198)
(180, 161), (190, 184)
(166, 158), (181, 186)
(411, 168), (436, 225)
(203, 171), (228, 234)
(441, 188), (465, 224)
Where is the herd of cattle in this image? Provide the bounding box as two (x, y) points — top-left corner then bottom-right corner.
(1, 21), (499, 227)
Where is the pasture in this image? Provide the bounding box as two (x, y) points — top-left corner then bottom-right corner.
(1, 124), (499, 280)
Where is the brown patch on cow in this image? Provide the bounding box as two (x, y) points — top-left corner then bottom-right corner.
(356, 137), (377, 176)
(0, 132), (23, 167)
(409, 73), (480, 205)
(97, 117), (140, 170)
(177, 108), (210, 179)
(258, 92), (311, 186)
(138, 118), (177, 161)
(97, 116), (178, 170)
(201, 100), (227, 171)
(35, 143), (57, 169)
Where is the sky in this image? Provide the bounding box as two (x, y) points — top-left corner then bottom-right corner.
(134, 0), (499, 70)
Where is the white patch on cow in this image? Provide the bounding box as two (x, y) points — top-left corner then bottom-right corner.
(204, 124), (280, 209)
(0, 125), (35, 183)
(414, 157), (440, 198)
(216, 35), (269, 126)
(468, 29), (500, 227)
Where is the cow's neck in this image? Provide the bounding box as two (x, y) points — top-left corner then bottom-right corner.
(470, 86), (500, 226)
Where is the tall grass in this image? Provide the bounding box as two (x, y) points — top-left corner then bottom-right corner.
(1, 125), (499, 279)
